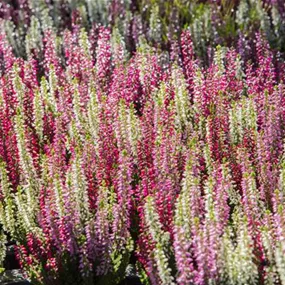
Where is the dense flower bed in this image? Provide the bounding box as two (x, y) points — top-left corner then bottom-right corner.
(1, 1), (285, 285)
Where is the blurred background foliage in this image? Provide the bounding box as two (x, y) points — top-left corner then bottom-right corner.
(1, 0), (285, 64)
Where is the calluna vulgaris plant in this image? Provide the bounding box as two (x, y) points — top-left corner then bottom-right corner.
(1, 1), (285, 285)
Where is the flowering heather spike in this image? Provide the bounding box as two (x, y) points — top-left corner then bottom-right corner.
(79, 28), (92, 63)
(29, 0), (53, 31)
(272, 188), (285, 243)
(212, 164), (232, 233)
(33, 89), (44, 141)
(12, 63), (26, 108)
(0, 230), (6, 269)
(48, 64), (58, 113)
(111, 28), (127, 66)
(151, 83), (182, 232)
(238, 148), (265, 232)
(229, 102), (240, 145)
(0, 32), (16, 71)
(193, 66), (208, 117)
(214, 45), (226, 76)
(219, 213), (259, 285)
(43, 30), (62, 79)
(72, 79), (85, 129)
(70, 152), (90, 222)
(112, 100), (133, 235)
(137, 53), (162, 99)
(52, 176), (64, 219)
(89, 182), (117, 275)
(149, 4), (162, 44)
(25, 16), (42, 57)
(173, 191), (194, 284)
(87, 87), (100, 148)
(95, 27), (112, 88)
(173, 143), (201, 284)
(275, 241), (285, 285)
(234, 221), (259, 285)
(14, 188), (36, 233)
(261, 211), (279, 285)
(181, 30), (195, 94)
(0, 161), (16, 236)
(144, 196), (175, 285)
(126, 103), (141, 158)
(14, 107), (39, 189)
(171, 65), (191, 130)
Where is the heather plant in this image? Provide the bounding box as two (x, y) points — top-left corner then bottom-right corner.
(1, 2), (285, 285)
